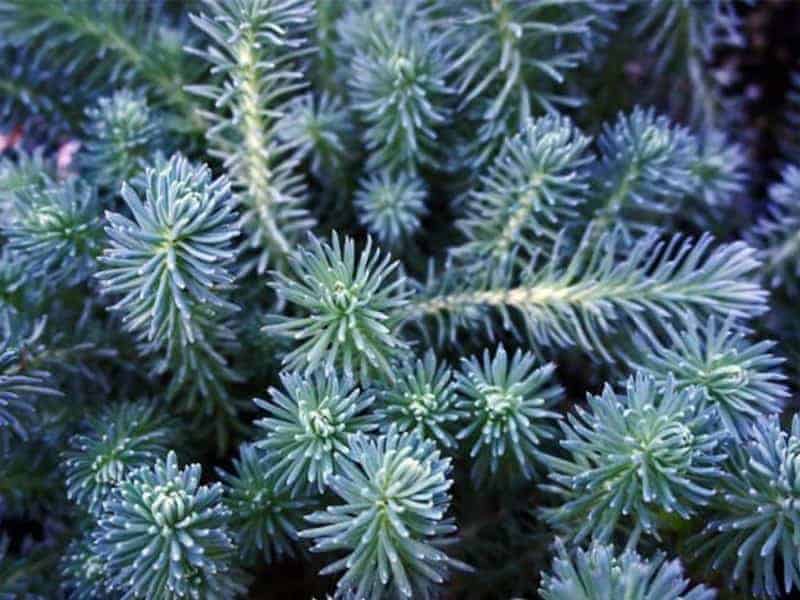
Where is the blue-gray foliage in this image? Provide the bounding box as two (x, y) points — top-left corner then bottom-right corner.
(541, 373), (726, 544)
(0, 0), (793, 598)
(254, 370), (378, 496)
(539, 540), (716, 600)
(300, 427), (467, 599)
(692, 415), (800, 598)
(93, 450), (243, 599)
(96, 154), (242, 410)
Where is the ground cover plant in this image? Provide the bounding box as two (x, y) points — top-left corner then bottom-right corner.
(2, 0), (800, 598)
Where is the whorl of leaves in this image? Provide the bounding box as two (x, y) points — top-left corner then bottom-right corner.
(3, 179), (102, 286)
(376, 349), (464, 449)
(630, 316), (788, 440)
(692, 415), (800, 598)
(96, 154), (242, 409)
(268, 232), (410, 382)
(455, 344), (562, 485)
(81, 90), (163, 188)
(452, 113), (593, 263)
(354, 170), (428, 247)
(218, 443), (314, 565)
(63, 400), (177, 514)
(541, 373), (725, 544)
(539, 540), (716, 600)
(254, 370), (378, 496)
(300, 427), (467, 599)
(275, 92), (354, 180)
(349, 4), (454, 173)
(93, 450), (243, 599)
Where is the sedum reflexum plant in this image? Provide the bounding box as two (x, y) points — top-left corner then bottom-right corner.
(0, 319), (61, 442)
(188, 0), (314, 274)
(629, 0), (746, 128)
(355, 170), (428, 247)
(81, 90), (164, 190)
(4, 178), (102, 286)
(2, 0), (797, 598)
(630, 316), (789, 440)
(253, 370), (377, 496)
(692, 415), (800, 598)
(276, 91), (353, 183)
(411, 227), (766, 360)
(455, 344), (562, 485)
(348, 2), (454, 174)
(376, 349), (464, 449)
(589, 107), (699, 229)
(217, 443), (314, 565)
(541, 374), (725, 544)
(440, 0), (615, 164)
(749, 165), (800, 293)
(60, 534), (108, 600)
(93, 450), (243, 599)
(96, 154), (242, 413)
(63, 400), (178, 514)
(452, 113), (593, 263)
(300, 428), (466, 599)
(539, 540), (715, 600)
(268, 232), (410, 382)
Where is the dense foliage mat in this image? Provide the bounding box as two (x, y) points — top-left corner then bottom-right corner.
(2, 1), (800, 598)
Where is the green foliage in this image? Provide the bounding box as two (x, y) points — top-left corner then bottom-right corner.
(452, 113), (593, 263)
(0, 248), (30, 320)
(355, 170), (428, 247)
(0, 535), (55, 599)
(692, 415), (800, 598)
(276, 92), (354, 181)
(61, 535), (110, 600)
(539, 540), (716, 600)
(93, 450), (243, 599)
(691, 130), (748, 211)
(0, 319), (62, 441)
(349, 2), (454, 173)
(218, 443), (314, 565)
(633, 1), (743, 72)
(630, 0), (745, 126)
(541, 373), (725, 544)
(97, 154), (242, 410)
(749, 165), (800, 294)
(631, 317), (788, 440)
(268, 232), (410, 381)
(4, 178), (102, 285)
(188, 0), (314, 274)
(0, 432), (65, 520)
(2, 1), (796, 598)
(0, 46), (86, 141)
(0, 148), (52, 201)
(376, 349), (464, 449)
(590, 106), (699, 228)
(81, 90), (163, 189)
(0, 0), (202, 134)
(300, 427), (467, 599)
(63, 400), (178, 514)
(441, 0), (613, 164)
(254, 370), (377, 495)
(411, 227), (766, 360)
(456, 344), (561, 484)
